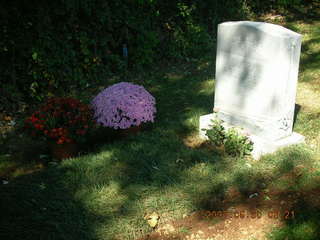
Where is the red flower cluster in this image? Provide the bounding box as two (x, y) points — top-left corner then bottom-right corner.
(24, 97), (95, 144)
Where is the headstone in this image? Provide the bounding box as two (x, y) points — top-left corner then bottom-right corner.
(199, 21), (305, 159)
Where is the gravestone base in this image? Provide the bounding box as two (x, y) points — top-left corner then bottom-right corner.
(199, 113), (305, 160)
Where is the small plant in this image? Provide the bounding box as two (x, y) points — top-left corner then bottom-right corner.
(204, 119), (225, 146)
(204, 119), (253, 157)
(24, 97), (95, 144)
(224, 128), (254, 157)
(178, 226), (190, 234)
(91, 82), (156, 129)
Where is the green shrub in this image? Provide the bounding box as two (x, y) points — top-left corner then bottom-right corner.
(205, 119), (225, 147)
(224, 128), (254, 158)
(204, 119), (253, 158)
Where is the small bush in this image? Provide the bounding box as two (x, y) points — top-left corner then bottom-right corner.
(224, 128), (254, 158)
(205, 119), (225, 146)
(204, 118), (253, 157)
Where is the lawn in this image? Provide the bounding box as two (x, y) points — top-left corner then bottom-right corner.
(1, 18), (320, 240)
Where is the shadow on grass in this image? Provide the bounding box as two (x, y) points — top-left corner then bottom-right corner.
(0, 166), (104, 240)
(0, 53), (219, 240)
(284, 3), (320, 23)
(190, 145), (320, 240)
(268, 198), (320, 240)
(282, 20), (320, 83)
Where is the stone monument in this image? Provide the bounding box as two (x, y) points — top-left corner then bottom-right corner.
(199, 21), (305, 159)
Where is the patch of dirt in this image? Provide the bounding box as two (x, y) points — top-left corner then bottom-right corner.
(182, 134), (206, 149)
(259, 13), (286, 23)
(137, 182), (320, 240)
(138, 208), (283, 240)
(182, 134), (225, 157)
(0, 162), (45, 180)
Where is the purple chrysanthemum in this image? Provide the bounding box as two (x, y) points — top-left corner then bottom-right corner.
(91, 82), (156, 129)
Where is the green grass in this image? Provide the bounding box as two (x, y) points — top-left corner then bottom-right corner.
(1, 18), (320, 240)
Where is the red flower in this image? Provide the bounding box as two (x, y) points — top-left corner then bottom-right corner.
(24, 97), (93, 143)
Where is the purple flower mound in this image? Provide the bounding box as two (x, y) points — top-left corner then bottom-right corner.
(91, 82), (156, 129)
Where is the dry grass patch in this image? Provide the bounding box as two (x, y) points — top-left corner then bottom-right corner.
(296, 82), (320, 114)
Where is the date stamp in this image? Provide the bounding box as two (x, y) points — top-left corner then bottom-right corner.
(203, 210), (295, 219)
(268, 210), (295, 219)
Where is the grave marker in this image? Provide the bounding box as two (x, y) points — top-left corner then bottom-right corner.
(200, 21), (305, 159)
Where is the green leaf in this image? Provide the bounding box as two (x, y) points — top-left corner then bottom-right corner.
(32, 52), (38, 60)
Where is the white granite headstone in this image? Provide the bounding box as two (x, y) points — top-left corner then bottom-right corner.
(200, 21), (305, 159)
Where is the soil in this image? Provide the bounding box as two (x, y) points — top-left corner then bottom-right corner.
(137, 184), (320, 240)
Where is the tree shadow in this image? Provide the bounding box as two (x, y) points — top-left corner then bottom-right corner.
(284, 3), (320, 24)
(191, 146), (320, 239)
(293, 104), (301, 127)
(282, 22), (320, 82)
(0, 165), (104, 240)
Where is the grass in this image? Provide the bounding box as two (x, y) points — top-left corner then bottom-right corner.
(1, 17), (320, 240)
